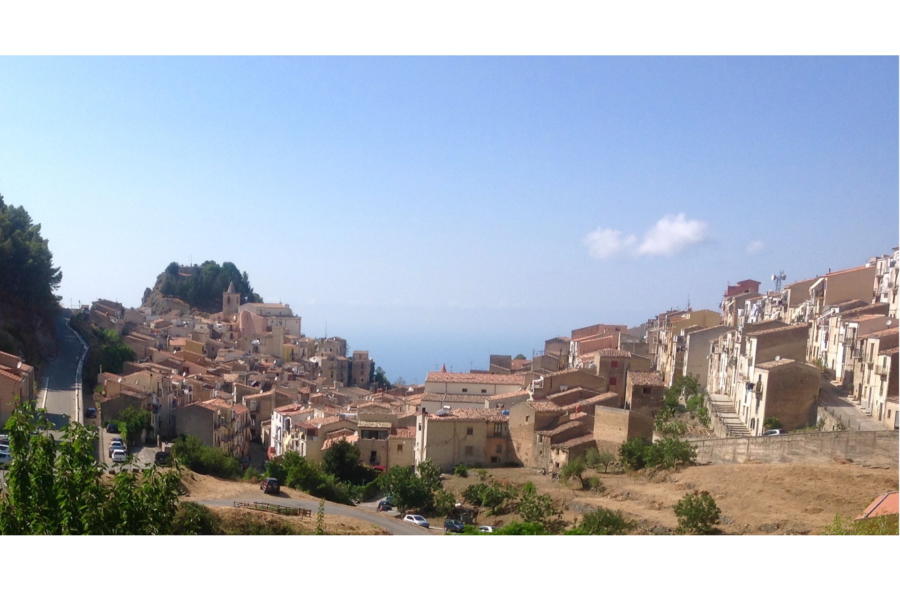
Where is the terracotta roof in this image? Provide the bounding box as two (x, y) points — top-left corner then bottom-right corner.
(529, 401), (567, 413)
(425, 408), (508, 422)
(552, 434), (597, 450)
(878, 347), (899, 356)
(425, 372), (527, 386)
(594, 348), (632, 358)
(627, 371), (665, 387)
(865, 328), (899, 341)
(389, 426), (417, 439)
(748, 323), (810, 337)
(537, 420), (585, 437)
(0, 369), (23, 382)
(571, 392), (619, 410)
(857, 491), (898, 520)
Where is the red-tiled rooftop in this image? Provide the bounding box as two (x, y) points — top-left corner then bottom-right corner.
(552, 434), (597, 449)
(627, 371), (665, 387)
(748, 323), (810, 337)
(856, 491), (898, 520)
(425, 371), (527, 386)
(425, 407), (508, 422)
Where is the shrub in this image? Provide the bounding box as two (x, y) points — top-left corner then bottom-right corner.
(432, 490), (457, 516)
(462, 480), (515, 514)
(763, 416), (783, 430)
(674, 491), (721, 534)
(241, 466), (262, 482)
(172, 502), (222, 535)
(453, 464), (469, 478)
(619, 438), (651, 470)
(493, 521), (549, 535)
(172, 435), (242, 479)
(646, 437), (696, 470)
(567, 508), (634, 535)
(584, 476), (605, 493)
(515, 482), (562, 530)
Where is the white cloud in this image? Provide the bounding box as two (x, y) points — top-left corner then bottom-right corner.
(745, 240), (765, 255)
(584, 213), (709, 260)
(636, 213), (709, 257)
(583, 228), (637, 259)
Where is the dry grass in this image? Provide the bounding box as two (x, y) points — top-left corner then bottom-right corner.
(443, 462), (898, 534)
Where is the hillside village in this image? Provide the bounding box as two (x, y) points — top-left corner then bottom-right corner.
(2, 249), (898, 534)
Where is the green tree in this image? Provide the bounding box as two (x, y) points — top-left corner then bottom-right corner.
(515, 482), (561, 530)
(585, 449), (616, 473)
(172, 435), (242, 479)
(371, 366), (392, 390)
(674, 491), (721, 534)
(619, 438), (651, 470)
(0, 399), (182, 535)
(567, 508), (635, 535)
(560, 457), (588, 489)
(116, 406), (152, 446)
(322, 439), (376, 485)
(378, 465), (431, 513)
(0, 194), (62, 363)
(763, 416), (783, 430)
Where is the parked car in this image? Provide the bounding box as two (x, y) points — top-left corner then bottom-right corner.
(111, 449), (127, 463)
(154, 451), (172, 466)
(85, 407), (97, 419)
(0, 433), (9, 444)
(108, 441), (125, 458)
(762, 429), (783, 436)
(0, 443), (9, 454)
(260, 477), (280, 495)
(443, 519), (465, 533)
(106, 423), (119, 434)
(0, 450), (11, 467)
(377, 498), (394, 512)
(478, 525), (494, 533)
(403, 514), (429, 528)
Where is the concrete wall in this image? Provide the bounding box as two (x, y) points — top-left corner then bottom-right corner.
(690, 430), (898, 468)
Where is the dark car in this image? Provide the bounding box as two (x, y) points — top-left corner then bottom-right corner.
(154, 451), (173, 466)
(443, 519), (465, 533)
(260, 477), (280, 495)
(376, 498), (394, 512)
(85, 407), (97, 419)
(105, 422), (119, 434)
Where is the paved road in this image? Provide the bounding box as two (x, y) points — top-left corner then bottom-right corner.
(198, 494), (438, 536)
(40, 315), (87, 432)
(818, 378), (888, 432)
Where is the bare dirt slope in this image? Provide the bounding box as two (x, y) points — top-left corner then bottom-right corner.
(179, 472), (385, 535)
(444, 463), (898, 534)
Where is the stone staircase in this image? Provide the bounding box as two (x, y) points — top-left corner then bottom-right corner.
(707, 394), (752, 437)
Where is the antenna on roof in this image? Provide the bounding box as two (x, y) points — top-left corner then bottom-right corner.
(771, 270), (786, 292)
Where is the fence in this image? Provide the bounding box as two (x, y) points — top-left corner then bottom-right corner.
(233, 500), (312, 518)
(688, 430), (898, 468)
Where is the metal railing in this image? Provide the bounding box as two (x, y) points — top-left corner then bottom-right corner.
(233, 501), (312, 518)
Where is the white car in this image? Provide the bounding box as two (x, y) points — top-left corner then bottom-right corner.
(403, 514), (430, 528)
(478, 525), (494, 533)
(111, 449), (128, 463)
(762, 429), (783, 436)
(109, 441), (125, 457)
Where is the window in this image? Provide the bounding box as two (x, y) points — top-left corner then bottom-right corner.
(525, 415), (530, 423)
(465, 445), (474, 456)
(490, 456), (499, 464)
(493, 422), (504, 436)
(397, 444), (404, 452)
(481, 389), (487, 394)
(461, 388), (468, 393)
(643, 386), (651, 394)
(417, 423), (422, 431)
(466, 426), (474, 436)
(611, 360), (619, 368)
(609, 376), (617, 386)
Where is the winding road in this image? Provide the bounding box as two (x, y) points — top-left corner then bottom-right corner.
(40, 314), (87, 432)
(198, 494), (437, 535)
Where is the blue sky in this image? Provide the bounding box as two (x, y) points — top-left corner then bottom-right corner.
(1, 56), (896, 382)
